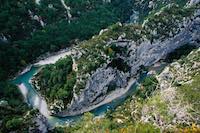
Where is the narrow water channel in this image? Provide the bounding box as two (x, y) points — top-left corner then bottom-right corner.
(12, 65), (148, 127)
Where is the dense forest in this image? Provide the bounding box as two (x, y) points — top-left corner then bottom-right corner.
(0, 0), (134, 81)
(34, 56), (76, 106)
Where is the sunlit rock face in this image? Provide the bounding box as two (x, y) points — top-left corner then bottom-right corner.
(189, 0), (200, 5)
(128, 9), (200, 75)
(35, 0), (41, 5)
(56, 67), (128, 116)
(0, 35), (8, 43)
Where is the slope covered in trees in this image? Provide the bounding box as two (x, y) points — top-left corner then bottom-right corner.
(0, 82), (42, 132)
(0, 0), (134, 80)
(33, 56), (76, 108)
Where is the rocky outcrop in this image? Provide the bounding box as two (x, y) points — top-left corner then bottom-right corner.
(55, 7), (200, 117)
(29, 114), (49, 133)
(57, 67), (128, 116)
(128, 9), (200, 76)
(61, 0), (72, 23)
(189, 0), (200, 6)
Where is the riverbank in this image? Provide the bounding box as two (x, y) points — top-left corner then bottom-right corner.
(15, 47), (74, 118)
(12, 48), (72, 80)
(34, 48), (72, 66)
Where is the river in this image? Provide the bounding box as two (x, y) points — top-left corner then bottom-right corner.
(11, 47), (149, 127)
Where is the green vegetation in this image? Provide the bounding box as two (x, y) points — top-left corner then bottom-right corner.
(51, 112), (160, 133)
(174, 49), (200, 118)
(0, 82), (28, 112)
(35, 56), (76, 105)
(108, 75), (159, 123)
(133, 0), (189, 23)
(49, 77), (161, 133)
(145, 94), (173, 123)
(0, 0), (200, 132)
(105, 43), (128, 57)
(179, 74), (200, 114)
(34, 2), (198, 109)
(135, 76), (158, 99)
(72, 22), (147, 93)
(57, 47), (199, 132)
(0, 82), (38, 132)
(144, 4), (196, 41)
(54, 53), (199, 132)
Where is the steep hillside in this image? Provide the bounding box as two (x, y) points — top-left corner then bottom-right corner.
(52, 42), (200, 133)
(33, 2), (200, 117)
(1, 0), (200, 133)
(0, 0), (134, 80)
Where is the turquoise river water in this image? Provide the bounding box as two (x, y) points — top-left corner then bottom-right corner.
(12, 66), (147, 127)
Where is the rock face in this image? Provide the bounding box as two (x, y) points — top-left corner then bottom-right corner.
(29, 115), (49, 133)
(128, 9), (200, 75)
(82, 68), (127, 104)
(128, 10), (139, 24)
(56, 8), (200, 117)
(57, 67), (128, 116)
(189, 0), (200, 5)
